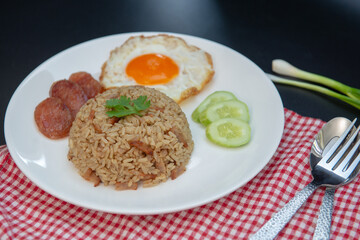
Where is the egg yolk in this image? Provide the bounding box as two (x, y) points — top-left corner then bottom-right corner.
(126, 53), (179, 85)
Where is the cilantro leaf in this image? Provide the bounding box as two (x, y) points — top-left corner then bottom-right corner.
(104, 98), (123, 108)
(105, 95), (151, 118)
(133, 96), (151, 111)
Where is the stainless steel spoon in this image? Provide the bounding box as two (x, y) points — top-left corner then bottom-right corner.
(311, 117), (353, 240)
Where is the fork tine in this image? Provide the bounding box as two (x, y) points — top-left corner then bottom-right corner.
(334, 130), (360, 178)
(340, 152), (360, 180)
(318, 118), (357, 170)
(331, 124), (360, 169)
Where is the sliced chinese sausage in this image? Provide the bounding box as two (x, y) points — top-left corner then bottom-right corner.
(34, 97), (73, 139)
(50, 80), (88, 118)
(115, 182), (138, 191)
(69, 72), (104, 99)
(170, 165), (186, 180)
(82, 168), (101, 187)
(128, 140), (153, 155)
(170, 127), (188, 147)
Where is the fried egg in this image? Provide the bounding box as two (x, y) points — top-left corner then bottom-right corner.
(100, 34), (214, 103)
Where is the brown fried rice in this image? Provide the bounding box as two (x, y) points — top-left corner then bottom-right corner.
(68, 86), (194, 190)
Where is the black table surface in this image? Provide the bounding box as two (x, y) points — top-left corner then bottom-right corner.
(1, 0), (359, 146)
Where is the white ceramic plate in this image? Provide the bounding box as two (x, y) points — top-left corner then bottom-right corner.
(5, 32), (284, 215)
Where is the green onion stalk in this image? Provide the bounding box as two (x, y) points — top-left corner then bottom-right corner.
(269, 59), (360, 110)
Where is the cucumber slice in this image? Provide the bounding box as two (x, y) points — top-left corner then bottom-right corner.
(206, 118), (251, 147)
(191, 91), (237, 123)
(199, 99), (249, 126)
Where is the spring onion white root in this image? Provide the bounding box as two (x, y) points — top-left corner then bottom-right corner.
(267, 73), (360, 110)
(272, 59), (360, 100)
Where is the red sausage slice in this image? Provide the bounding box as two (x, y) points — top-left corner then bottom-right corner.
(50, 80), (88, 118)
(34, 97), (73, 139)
(69, 72), (103, 99)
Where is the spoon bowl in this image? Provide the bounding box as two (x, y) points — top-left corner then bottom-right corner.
(310, 117), (352, 166)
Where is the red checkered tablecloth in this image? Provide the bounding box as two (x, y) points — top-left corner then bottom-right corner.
(1, 109), (360, 239)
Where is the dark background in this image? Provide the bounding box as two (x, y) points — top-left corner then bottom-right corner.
(1, 0), (359, 145)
